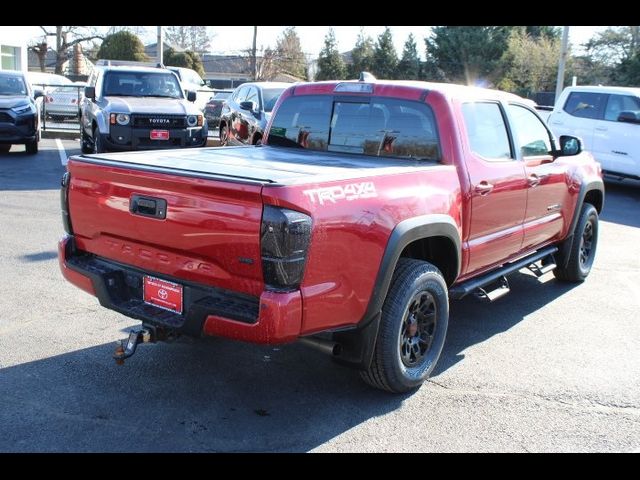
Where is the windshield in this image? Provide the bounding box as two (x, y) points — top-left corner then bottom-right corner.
(103, 72), (183, 98)
(0, 74), (27, 95)
(262, 88), (286, 112)
(267, 95), (440, 161)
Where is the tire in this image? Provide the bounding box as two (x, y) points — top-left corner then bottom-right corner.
(81, 129), (93, 154)
(25, 139), (38, 154)
(93, 128), (106, 153)
(219, 124), (228, 146)
(361, 258), (449, 393)
(554, 203), (599, 283)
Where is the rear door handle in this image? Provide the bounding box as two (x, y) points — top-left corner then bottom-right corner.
(528, 174), (548, 187)
(595, 126), (608, 132)
(474, 181), (494, 195)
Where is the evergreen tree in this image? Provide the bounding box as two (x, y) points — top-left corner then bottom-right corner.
(348, 28), (375, 79)
(397, 33), (421, 80)
(373, 27), (398, 79)
(316, 28), (346, 80)
(425, 26), (514, 85)
(97, 31), (148, 62)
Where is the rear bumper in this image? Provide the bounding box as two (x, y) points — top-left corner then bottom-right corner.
(58, 235), (302, 343)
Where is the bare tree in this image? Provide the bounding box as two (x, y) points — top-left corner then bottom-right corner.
(274, 27), (307, 79)
(165, 26), (212, 54)
(38, 26), (104, 74)
(243, 46), (277, 81)
(28, 42), (50, 72)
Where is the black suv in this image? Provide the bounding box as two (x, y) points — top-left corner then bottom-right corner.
(0, 70), (43, 154)
(80, 62), (208, 153)
(219, 82), (288, 146)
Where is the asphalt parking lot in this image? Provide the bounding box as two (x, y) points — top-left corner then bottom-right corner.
(0, 138), (639, 452)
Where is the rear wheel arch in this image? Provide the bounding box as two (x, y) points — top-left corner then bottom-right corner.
(360, 215), (461, 327)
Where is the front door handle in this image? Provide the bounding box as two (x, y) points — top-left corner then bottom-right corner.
(595, 126), (608, 132)
(474, 181), (494, 196)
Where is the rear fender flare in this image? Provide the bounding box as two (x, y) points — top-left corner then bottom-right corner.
(361, 214), (461, 327)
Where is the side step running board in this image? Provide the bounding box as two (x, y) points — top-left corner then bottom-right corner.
(449, 246), (558, 300)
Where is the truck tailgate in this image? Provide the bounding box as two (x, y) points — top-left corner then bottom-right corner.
(67, 158), (265, 297)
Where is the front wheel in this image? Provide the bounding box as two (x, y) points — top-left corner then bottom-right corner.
(80, 129), (93, 154)
(554, 203), (599, 283)
(93, 129), (106, 153)
(219, 124), (229, 146)
(361, 258), (449, 393)
(25, 139), (38, 154)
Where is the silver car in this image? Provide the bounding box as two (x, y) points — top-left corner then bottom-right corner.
(44, 82), (85, 120)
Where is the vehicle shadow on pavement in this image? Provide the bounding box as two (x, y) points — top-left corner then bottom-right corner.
(434, 272), (578, 375)
(600, 179), (640, 229)
(0, 334), (405, 452)
(19, 251), (58, 262)
(0, 143), (69, 191)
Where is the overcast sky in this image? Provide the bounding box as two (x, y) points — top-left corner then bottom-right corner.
(4, 26), (609, 58)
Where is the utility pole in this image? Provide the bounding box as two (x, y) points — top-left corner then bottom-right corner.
(157, 26), (163, 65)
(252, 26), (258, 81)
(555, 26), (570, 106)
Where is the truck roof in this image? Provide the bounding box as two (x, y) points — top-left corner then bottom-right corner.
(290, 79), (531, 104)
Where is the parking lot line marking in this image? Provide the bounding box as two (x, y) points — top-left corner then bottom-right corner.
(56, 139), (68, 166)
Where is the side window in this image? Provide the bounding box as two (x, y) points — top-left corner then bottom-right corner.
(246, 87), (259, 108)
(507, 104), (552, 158)
(563, 91), (606, 119)
(461, 102), (513, 161)
(233, 86), (249, 103)
(604, 94), (640, 122)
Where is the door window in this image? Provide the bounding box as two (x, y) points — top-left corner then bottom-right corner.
(461, 102), (513, 161)
(507, 104), (552, 158)
(563, 91), (607, 119)
(603, 94), (640, 122)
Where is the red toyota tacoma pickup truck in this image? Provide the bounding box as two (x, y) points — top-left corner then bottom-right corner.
(59, 78), (604, 393)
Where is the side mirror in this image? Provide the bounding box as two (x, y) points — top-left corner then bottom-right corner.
(84, 86), (95, 100)
(617, 110), (640, 124)
(33, 88), (44, 99)
(239, 101), (255, 111)
(559, 135), (582, 156)
(186, 90), (196, 102)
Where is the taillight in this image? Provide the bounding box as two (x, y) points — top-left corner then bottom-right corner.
(60, 171), (73, 234)
(261, 205), (312, 291)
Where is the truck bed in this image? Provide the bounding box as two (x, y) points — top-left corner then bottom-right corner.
(75, 145), (436, 186)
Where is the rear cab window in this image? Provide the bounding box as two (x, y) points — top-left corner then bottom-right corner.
(267, 95), (440, 162)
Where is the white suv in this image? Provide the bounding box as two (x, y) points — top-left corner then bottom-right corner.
(547, 85), (640, 180)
